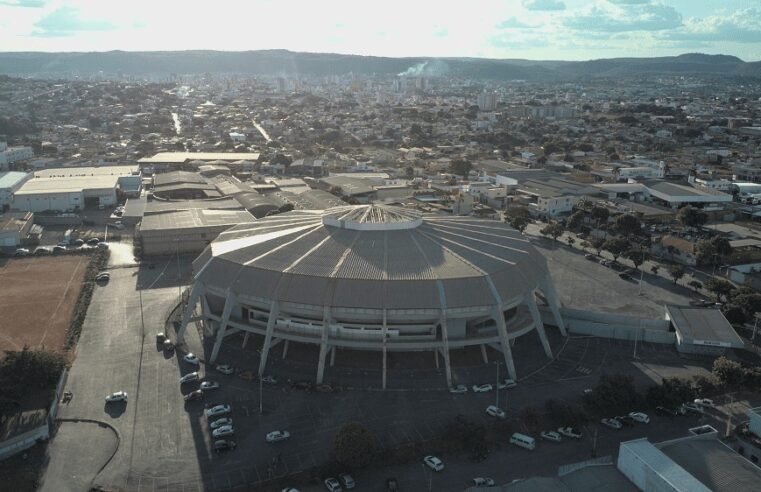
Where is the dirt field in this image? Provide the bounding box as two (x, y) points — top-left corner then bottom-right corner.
(0, 255), (88, 354)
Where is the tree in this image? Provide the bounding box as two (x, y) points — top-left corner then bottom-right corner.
(508, 216), (530, 233)
(603, 237), (628, 263)
(646, 377), (695, 409)
(677, 206), (708, 228)
(650, 265), (660, 276)
(704, 277), (735, 302)
(449, 159), (472, 180)
(541, 223), (565, 242)
(567, 211), (585, 230)
(590, 206), (609, 226)
(624, 248), (648, 270)
(0, 348), (66, 400)
(687, 280), (703, 293)
(333, 423), (377, 468)
(614, 214), (641, 237)
(712, 356), (745, 387)
(566, 236), (576, 248)
(580, 240), (591, 252)
(405, 166), (414, 179)
(582, 374), (639, 416)
(519, 406), (542, 434)
(669, 265), (686, 284)
(590, 237), (605, 256)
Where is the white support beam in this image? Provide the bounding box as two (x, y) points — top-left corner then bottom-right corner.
(257, 301), (280, 376)
(329, 346), (336, 367)
(541, 278), (567, 337)
(210, 289), (236, 363)
(527, 292), (553, 359)
(282, 340), (289, 359)
(480, 344), (489, 364)
(439, 316), (453, 388)
(241, 332), (250, 349)
(177, 282), (204, 344)
(381, 309), (388, 390)
(316, 306), (331, 384)
(493, 307), (517, 381)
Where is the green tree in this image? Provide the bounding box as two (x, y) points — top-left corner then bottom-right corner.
(566, 236), (576, 248)
(519, 406), (542, 435)
(614, 214), (641, 237)
(677, 206), (708, 228)
(650, 265), (660, 276)
(405, 166), (414, 179)
(669, 265), (686, 284)
(687, 280), (703, 293)
(582, 374), (639, 416)
(541, 223), (565, 242)
(449, 159), (473, 180)
(567, 211), (585, 230)
(624, 248), (648, 270)
(712, 356), (745, 387)
(704, 277), (735, 302)
(508, 216), (530, 233)
(603, 237), (629, 263)
(0, 348), (66, 400)
(590, 237), (605, 256)
(590, 205), (609, 226)
(333, 423), (377, 468)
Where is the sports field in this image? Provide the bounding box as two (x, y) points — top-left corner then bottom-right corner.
(0, 255), (87, 354)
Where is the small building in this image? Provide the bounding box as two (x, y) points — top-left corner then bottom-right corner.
(0, 211), (33, 248)
(665, 305), (745, 356)
(0, 171), (32, 211)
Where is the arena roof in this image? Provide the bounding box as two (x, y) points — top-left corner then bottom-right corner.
(193, 204), (550, 310)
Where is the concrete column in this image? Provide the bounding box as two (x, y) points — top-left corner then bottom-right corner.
(177, 282), (203, 344)
(257, 301), (280, 376)
(329, 346), (336, 367)
(494, 307), (517, 381)
(282, 340), (289, 359)
(439, 317), (453, 388)
(381, 309), (388, 390)
(434, 349), (440, 368)
(541, 278), (567, 336)
(316, 306), (331, 384)
(480, 344), (489, 364)
(241, 331), (250, 349)
(210, 289), (236, 363)
(527, 292), (553, 359)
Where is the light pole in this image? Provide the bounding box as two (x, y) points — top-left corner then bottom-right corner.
(494, 361), (500, 409)
(176, 238), (182, 304)
(753, 313), (761, 344)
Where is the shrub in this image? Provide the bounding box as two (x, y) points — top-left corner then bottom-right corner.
(333, 422), (377, 469)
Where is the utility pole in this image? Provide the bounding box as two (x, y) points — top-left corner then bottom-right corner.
(752, 313), (760, 344)
(633, 319), (641, 359)
(638, 247), (645, 296)
(176, 239), (182, 304)
(259, 375), (263, 415)
(495, 361), (500, 409)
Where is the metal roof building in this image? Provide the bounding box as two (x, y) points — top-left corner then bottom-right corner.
(179, 204), (567, 388)
(665, 305), (745, 355)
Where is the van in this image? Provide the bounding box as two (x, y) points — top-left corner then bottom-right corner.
(509, 433), (536, 450)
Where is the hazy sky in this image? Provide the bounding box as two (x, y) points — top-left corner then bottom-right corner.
(1, 0), (760, 61)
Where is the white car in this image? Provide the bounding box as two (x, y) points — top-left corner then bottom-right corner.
(96, 242), (109, 249)
(205, 404), (231, 418)
(212, 425), (234, 438)
(266, 430), (291, 443)
(472, 477), (495, 487)
(497, 378), (517, 390)
(324, 477), (342, 492)
(339, 473), (355, 489)
(15, 248), (30, 256)
(628, 412), (650, 423)
(261, 375), (278, 385)
(200, 381), (220, 391)
(179, 372), (199, 384)
(210, 417), (232, 429)
(96, 272), (111, 281)
(558, 427), (582, 439)
(423, 455), (444, 472)
(449, 384), (467, 394)
(472, 384), (494, 393)
(695, 398), (715, 407)
(105, 391), (128, 403)
(216, 364), (234, 375)
(485, 405), (506, 419)
(183, 353), (200, 365)
(540, 431), (562, 442)
(601, 418), (622, 429)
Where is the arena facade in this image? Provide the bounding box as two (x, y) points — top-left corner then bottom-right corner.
(178, 204), (566, 388)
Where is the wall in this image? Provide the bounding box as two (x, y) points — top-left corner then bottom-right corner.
(550, 307), (676, 344)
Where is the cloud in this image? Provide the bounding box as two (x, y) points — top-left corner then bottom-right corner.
(433, 28), (448, 37)
(665, 8), (761, 44)
(608, 0), (649, 4)
(523, 0), (565, 11)
(32, 6), (117, 37)
(0, 0), (45, 7)
(496, 17), (534, 29)
(564, 3), (682, 32)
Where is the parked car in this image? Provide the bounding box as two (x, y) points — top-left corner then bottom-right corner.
(628, 412), (650, 423)
(52, 245), (67, 254)
(156, 332), (166, 343)
(210, 417), (233, 429)
(96, 242), (109, 249)
(261, 375), (278, 385)
(497, 378), (517, 390)
(601, 418), (622, 429)
(386, 478), (399, 492)
(472, 477), (495, 487)
(105, 391), (128, 403)
(449, 384), (467, 394)
(540, 431), (562, 442)
(584, 254), (597, 261)
(213, 439), (236, 453)
(682, 402), (704, 414)
(72, 239), (84, 246)
(324, 477), (342, 492)
(216, 364), (234, 375)
(14, 248), (30, 256)
(183, 353), (200, 365)
(266, 430), (291, 443)
(212, 425), (234, 438)
(96, 272), (111, 281)
(558, 427), (582, 439)
(86, 238), (100, 246)
(339, 473), (355, 489)
(205, 404), (231, 418)
(656, 406), (678, 417)
(694, 398), (715, 407)
(179, 372), (199, 384)
(315, 384), (334, 393)
(486, 405), (506, 419)
(200, 381), (220, 391)
(423, 455), (444, 471)
(34, 247), (51, 255)
(184, 390), (203, 402)
(472, 384), (494, 393)
(163, 339), (175, 352)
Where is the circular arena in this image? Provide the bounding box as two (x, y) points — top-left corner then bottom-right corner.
(178, 204), (567, 388)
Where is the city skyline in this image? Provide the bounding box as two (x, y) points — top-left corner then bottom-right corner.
(1, 0), (760, 61)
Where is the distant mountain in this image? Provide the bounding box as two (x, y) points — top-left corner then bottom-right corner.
(0, 50), (758, 81)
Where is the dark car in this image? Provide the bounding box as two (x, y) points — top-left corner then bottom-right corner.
(615, 415), (635, 427)
(184, 389), (203, 402)
(656, 406), (677, 417)
(87, 238), (100, 246)
(618, 272), (634, 281)
(213, 439), (237, 453)
(386, 478), (399, 492)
